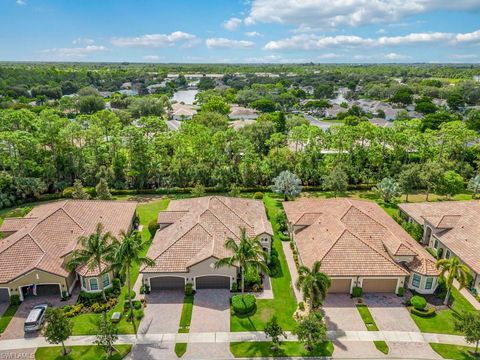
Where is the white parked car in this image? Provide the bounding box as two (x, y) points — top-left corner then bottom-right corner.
(24, 304), (48, 333)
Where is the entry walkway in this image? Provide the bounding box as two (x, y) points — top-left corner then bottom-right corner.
(0, 330), (470, 351)
(454, 279), (480, 310)
(282, 241), (302, 303)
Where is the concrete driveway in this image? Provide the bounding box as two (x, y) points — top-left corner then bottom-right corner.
(138, 290), (184, 335)
(323, 294), (365, 331)
(185, 289), (232, 359)
(363, 293), (418, 332)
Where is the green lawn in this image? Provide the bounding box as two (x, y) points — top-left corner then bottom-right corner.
(430, 343), (480, 360)
(230, 341), (334, 358)
(230, 194), (297, 332)
(356, 304), (379, 331)
(35, 344), (132, 360)
(179, 295), (194, 332)
(175, 343), (188, 358)
(71, 198), (170, 335)
(411, 286), (476, 335)
(374, 341), (389, 354)
(0, 304), (19, 334)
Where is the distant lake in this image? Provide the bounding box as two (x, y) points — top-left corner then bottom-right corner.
(171, 90), (198, 104)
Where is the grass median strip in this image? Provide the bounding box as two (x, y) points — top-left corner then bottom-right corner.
(175, 294), (194, 357)
(430, 343), (480, 360)
(35, 344), (132, 360)
(0, 304), (19, 334)
(356, 304), (389, 355)
(230, 341), (334, 358)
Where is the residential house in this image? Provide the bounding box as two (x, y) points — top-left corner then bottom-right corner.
(324, 104), (346, 118)
(399, 201), (480, 292)
(229, 105), (258, 120)
(170, 103), (198, 121)
(141, 196), (273, 291)
(0, 200), (137, 302)
(284, 199), (439, 295)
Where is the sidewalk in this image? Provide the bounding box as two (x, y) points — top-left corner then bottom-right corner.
(0, 330), (469, 352)
(282, 241), (302, 303)
(454, 279), (480, 310)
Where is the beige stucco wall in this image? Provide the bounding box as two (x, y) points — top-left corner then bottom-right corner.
(407, 272), (438, 294)
(2, 269), (67, 300)
(79, 271), (113, 292)
(143, 256), (237, 290)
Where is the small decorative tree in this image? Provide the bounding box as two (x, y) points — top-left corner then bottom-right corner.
(374, 177), (401, 203)
(229, 184), (241, 197)
(468, 174), (480, 199)
(271, 170), (302, 201)
(293, 312), (327, 352)
(96, 178), (112, 200)
(191, 183), (206, 197)
(95, 312), (119, 358)
(436, 256), (470, 305)
(437, 171), (464, 199)
(455, 312), (480, 355)
(322, 166), (348, 197)
(72, 179), (89, 200)
(264, 316), (287, 352)
(44, 307), (72, 356)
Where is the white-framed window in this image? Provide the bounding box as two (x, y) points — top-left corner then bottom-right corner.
(425, 277), (434, 290)
(102, 273), (110, 287)
(412, 273), (421, 288)
(90, 277), (98, 291)
(81, 276), (87, 289)
(446, 250), (451, 259)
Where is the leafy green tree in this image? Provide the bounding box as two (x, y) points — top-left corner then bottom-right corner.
(466, 110), (480, 131)
(398, 163), (423, 202)
(271, 170), (302, 201)
(94, 312), (118, 358)
(191, 183), (206, 197)
(436, 257), (470, 305)
(110, 230), (154, 336)
(374, 178), (401, 203)
(200, 96), (230, 115)
(192, 111), (229, 131)
(251, 98), (276, 113)
(96, 178), (112, 200)
(44, 307), (72, 356)
(391, 87), (413, 105)
(415, 97), (437, 114)
(455, 312), (480, 355)
(78, 95), (105, 114)
(71, 179), (89, 200)
(322, 166), (348, 197)
(276, 111), (287, 134)
(215, 227), (269, 294)
(294, 313), (327, 352)
(468, 174), (480, 198)
(264, 316), (287, 352)
(68, 223), (114, 301)
(313, 84), (334, 99)
(296, 260), (331, 312)
(128, 96), (168, 117)
(420, 162), (444, 201)
(447, 93), (465, 111)
(437, 170), (464, 198)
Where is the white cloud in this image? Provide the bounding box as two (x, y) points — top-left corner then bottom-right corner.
(317, 53), (341, 59)
(245, 0), (480, 30)
(143, 55), (160, 61)
(264, 29), (480, 50)
(42, 45), (107, 58)
(111, 31), (197, 48)
(16, 0), (26, 5)
(72, 38), (95, 45)
(384, 52), (411, 60)
(206, 38), (255, 49)
(245, 31), (262, 37)
(224, 17), (242, 31)
(376, 28), (387, 34)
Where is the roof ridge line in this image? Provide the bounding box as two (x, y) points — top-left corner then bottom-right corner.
(209, 196), (254, 229)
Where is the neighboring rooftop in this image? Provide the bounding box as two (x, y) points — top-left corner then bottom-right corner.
(0, 200), (137, 283)
(142, 196), (273, 273)
(284, 198), (437, 277)
(399, 201), (480, 274)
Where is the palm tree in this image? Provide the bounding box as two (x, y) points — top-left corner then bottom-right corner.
(110, 230), (155, 336)
(296, 261), (331, 312)
(215, 227), (269, 294)
(436, 256), (471, 305)
(68, 223), (114, 302)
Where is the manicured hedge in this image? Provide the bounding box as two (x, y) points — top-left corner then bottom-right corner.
(351, 286), (363, 298)
(410, 307), (436, 317)
(411, 295), (427, 310)
(231, 294), (256, 315)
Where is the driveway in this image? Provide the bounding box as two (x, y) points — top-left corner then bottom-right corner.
(184, 289), (232, 359)
(138, 290), (184, 335)
(363, 293), (418, 332)
(323, 294), (365, 331)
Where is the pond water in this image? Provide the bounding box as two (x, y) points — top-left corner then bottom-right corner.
(171, 90), (198, 105)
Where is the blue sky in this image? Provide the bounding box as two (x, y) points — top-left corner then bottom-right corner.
(0, 0), (479, 63)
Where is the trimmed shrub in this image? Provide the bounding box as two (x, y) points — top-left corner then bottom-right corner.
(351, 286), (363, 298)
(10, 294), (21, 305)
(397, 287), (404, 297)
(231, 282), (238, 292)
(245, 267), (261, 287)
(133, 300), (142, 310)
(275, 211), (288, 232)
(298, 302), (305, 311)
(126, 290), (136, 301)
(148, 219), (159, 237)
(410, 307), (436, 317)
(411, 295), (427, 310)
(112, 278), (121, 291)
(253, 192), (264, 199)
(135, 310), (144, 321)
(231, 294), (256, 315)
(185, 283), (193, 296)
(64, 303), (84, 317)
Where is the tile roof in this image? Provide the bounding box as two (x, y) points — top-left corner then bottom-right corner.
(399, 201), (480, 274)
(284, 198), (438, 277)
(142, 196), (273, 273)
(0, 200), (137, 283)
